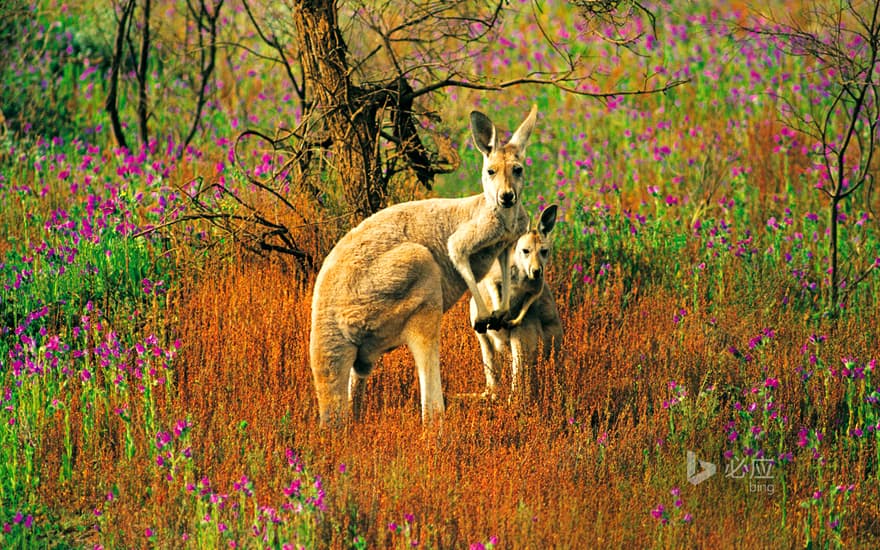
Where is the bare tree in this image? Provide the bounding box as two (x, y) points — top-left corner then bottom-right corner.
(130, 1), (685, 270)
(745, 0), (880, 311)
(181, 0), (226, 155)
(106, 0), (153, 149)
(186, 0), (686, 267)
(106, 0), (225, 153)
(107, 0), (136, 150)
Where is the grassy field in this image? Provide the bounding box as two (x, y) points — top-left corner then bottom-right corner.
(2, 0), (880, 547)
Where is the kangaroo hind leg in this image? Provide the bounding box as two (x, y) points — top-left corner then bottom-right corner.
(470, 296), (502, 400)
(309, 335), (357, 426)
(542, 320), (563, 362)
(349, 347), (382, 421)
(509, 321), (540, 404)
(402, 250), (445, 423)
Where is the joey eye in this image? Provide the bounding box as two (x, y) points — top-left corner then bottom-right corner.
(540, 249), (549, 257)
(512, 165), (523, 176)
(487, 168), (496, 176)
(522, 248), (530, 255)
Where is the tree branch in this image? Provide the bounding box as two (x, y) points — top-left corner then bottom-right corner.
(407, 74), (689, 101)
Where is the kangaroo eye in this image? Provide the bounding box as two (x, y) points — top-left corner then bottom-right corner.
(522, 248), (530, 255)
(487, 168), (496, 176)
(540, 249), (549, 257)
(512, 165), (523, 176)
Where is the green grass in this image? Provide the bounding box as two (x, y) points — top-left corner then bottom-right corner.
(2, 0), (880, 547)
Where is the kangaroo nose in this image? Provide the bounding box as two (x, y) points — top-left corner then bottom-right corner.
(533, 267), (542, 279)
(499, 191), (516, 207)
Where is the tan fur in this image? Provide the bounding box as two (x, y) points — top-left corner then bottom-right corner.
(310, 105), (539, 424)
(469, 205), (563, 402)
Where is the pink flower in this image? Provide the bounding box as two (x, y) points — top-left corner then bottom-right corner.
(651, 503), (666, 520)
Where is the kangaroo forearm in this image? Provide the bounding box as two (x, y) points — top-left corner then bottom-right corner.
(448, 223), (498, 317)
(450, 252), (489, 316)
(499, 248), (511, 311)
(510, 290), (541, 326)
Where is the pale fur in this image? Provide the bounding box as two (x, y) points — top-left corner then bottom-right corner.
(469, 205), (563, 401)
(309, 105), (539, 424)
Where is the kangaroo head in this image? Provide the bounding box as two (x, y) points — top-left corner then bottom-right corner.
(470, 105), (538, 209)
(513, 204), (558, 281)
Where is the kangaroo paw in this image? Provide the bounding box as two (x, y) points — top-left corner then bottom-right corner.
(475, 310), (506, 333)
(486, 310), (509, 331)
(473, 317), (490, 334)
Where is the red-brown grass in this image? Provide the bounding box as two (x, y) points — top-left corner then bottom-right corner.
(31, 246), (873, 547)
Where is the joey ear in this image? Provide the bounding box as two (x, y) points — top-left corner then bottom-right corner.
(538, 204), (558, 236)
(507, 104), (538, 152)
(470, 111), (496, 156)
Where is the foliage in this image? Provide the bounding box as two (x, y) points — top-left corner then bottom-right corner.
(1, 0), (880, 547)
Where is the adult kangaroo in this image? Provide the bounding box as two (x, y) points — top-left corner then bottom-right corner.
(309, 105), (538, 424)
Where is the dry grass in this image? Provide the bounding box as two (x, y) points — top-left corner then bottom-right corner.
(34, 248), (871, 548)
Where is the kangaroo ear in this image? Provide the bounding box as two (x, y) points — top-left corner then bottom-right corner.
(538, 204), (558, 236)
(470, 111), (496, 156)
(507, 104), (538, 152)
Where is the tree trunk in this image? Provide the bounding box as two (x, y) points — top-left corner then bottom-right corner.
(107, 0), (136, 151)
(829, 196), (840, 310)
(137, 0), (151, 146)
(292, 0), (387, 219)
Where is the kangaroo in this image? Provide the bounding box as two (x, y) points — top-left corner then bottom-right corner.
(309, 105), (538, 424)
(469, 204), (563, 402)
